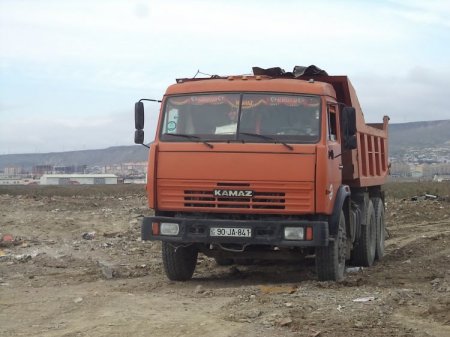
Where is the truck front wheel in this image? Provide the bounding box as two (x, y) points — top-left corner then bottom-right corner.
(316, 210), (347, 281)
(162, 242), (198, 281)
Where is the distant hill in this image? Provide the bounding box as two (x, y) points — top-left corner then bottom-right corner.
(1, 120), (449, 170)
(0, 145), (149, 170)
(388, 120), (450, 157)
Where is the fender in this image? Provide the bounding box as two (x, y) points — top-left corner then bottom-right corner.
(328, 185), (351, 236)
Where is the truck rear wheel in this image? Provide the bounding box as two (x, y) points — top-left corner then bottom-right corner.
(162, 242), (198, 281)
(373, 197), (385, 260)
(316, 210), (346, 281)
(351, 200), (376, 266)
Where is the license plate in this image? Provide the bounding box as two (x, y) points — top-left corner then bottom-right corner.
(210, 227), (252, 237)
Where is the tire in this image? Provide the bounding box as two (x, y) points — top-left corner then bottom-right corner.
(214, 257), (234, 266)
(350, 200), (376, 267)
(162, 242), (198, 281)
(373, 197), (385, 260)
(316, 210), (347, 281)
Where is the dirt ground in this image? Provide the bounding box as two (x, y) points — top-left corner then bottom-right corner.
(0, 184), (449, 337)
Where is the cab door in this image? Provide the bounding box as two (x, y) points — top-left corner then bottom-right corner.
(325, 103), (342, 208)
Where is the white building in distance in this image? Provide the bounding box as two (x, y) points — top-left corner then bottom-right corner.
(40, 174), (118, 185)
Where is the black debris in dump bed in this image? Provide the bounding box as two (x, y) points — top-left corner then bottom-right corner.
(252, 65), (328, 78)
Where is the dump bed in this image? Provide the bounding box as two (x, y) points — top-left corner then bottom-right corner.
(300, 75), (389, 187)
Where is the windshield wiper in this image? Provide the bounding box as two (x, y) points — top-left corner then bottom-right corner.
(163, 133), (214, 148)
(239, 132), (294, 151)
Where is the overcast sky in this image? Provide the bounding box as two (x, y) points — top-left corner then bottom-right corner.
(0, 0), (449, 154)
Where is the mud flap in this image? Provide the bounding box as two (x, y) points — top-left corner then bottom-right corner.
(328, 185), (351, 236)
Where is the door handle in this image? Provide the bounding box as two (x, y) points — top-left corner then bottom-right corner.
(339, 164), (344, 170)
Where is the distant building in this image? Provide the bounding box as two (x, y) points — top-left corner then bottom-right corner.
(40, 174), (118, 185)
(433, 174), (450, 182)
(33, 165), (53, 175)
(54, 165), (87, 174)
(0, 178), (39, 185)
(123, 176), (147, 184)
(4, 166), (22, 176)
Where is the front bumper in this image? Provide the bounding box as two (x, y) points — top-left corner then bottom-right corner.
(142, 216), (329, 247)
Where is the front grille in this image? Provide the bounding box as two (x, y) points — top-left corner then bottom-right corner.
(184, 190), (286, 209)
(158, 180), (313, 214)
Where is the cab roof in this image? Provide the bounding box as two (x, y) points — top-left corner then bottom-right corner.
(165, 76), (337, 99)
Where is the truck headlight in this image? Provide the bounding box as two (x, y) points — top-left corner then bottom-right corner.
(284, 227), (304, 240)
(160, 223), (180, 236)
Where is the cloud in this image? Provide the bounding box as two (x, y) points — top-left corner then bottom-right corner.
(0, 0), (449, 153)
(386, 0), (450, 27)
(354, 66), (450, 123)
(0, 109), (160, 154)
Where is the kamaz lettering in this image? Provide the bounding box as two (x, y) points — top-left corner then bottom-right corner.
(213, 190), (253, 197)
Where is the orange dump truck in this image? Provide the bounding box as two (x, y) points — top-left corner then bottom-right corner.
(134, 66), (389, 281)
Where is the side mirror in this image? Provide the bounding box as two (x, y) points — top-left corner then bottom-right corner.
(345, 134), (357, 150)
(341, 106), (357, 150)
(134, 129), (144, 144)
(135, 102), (144, 130)
(342, 107), (356, 136)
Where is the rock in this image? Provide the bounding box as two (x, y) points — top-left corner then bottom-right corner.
(285, 302), (293, 307)
(353, 296), (375, 302)
(97, 261), (114, 279)
(194, 285), (204, 294)
(82, 232), (96, 240)
(73, 297), (83, 303)
(430, 278), (440, 286)
(354, 321), (364, 328)
(103, 232), (121, 238)
(14, 254), (32, 262)
(276, 317), (292, 327)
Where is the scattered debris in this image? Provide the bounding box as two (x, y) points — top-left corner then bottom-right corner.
(1, 234), (14, 242)
(103, 231), (122, 238)
(310, 330), (322, 337)
(82, 232), (96, 240)
(14, 254), (33, 262)
(411, 194), (439, 201)
(73, 297), (83, 304)
(276, 317), (292, 327)
(0, 234), (22, 247)
(97, 261), (115, 279)
(346, 267), (363, 273)
(194, 285), (204, 294)
(353, 296), (375, 303)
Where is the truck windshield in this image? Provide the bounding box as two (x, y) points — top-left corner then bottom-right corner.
(160, 93), (320, 143)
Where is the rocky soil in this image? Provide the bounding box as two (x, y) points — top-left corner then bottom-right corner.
(0, 185), (449, 337)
